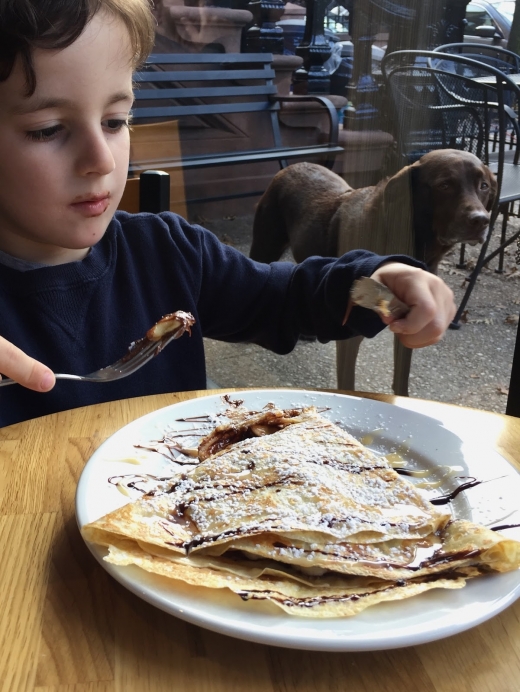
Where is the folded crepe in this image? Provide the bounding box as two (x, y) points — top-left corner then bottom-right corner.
(82, 406), (520, 617)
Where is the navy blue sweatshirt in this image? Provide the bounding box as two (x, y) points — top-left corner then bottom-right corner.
(0, 211), (422, 427)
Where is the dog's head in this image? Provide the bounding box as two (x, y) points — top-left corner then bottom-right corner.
(383, 149), (497, 269)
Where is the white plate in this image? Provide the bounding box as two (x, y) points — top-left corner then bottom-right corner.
(75, 389), (520, 651)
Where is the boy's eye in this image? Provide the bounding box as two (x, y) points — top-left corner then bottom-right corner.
(104, 119), (129, 132)
(25, 124), (63, 141)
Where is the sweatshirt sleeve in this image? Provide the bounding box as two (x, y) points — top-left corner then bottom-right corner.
(156, 213), (426, 355)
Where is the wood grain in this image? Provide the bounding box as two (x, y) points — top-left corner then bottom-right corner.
(1, 389), (520, 692)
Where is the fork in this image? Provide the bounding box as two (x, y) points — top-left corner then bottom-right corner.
(0, 311), (195, 387)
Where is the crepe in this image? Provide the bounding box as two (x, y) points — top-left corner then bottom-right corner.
(82, 406), (520, 617)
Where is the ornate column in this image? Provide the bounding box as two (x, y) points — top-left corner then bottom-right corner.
(243, 0), (285, 54)
(345, 1), (380, 128)
(292, 0), (333, 94)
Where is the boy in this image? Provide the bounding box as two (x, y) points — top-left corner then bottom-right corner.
(0, 0), (455, 427)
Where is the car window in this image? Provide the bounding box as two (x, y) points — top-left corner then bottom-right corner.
(465, 3), (495, 35)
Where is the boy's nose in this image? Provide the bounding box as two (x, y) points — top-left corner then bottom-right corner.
(76, 128), (116, 176)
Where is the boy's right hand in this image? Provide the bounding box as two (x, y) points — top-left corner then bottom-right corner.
(0, 337), (55, 391)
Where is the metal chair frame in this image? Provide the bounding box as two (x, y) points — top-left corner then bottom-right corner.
(382, 50), (520, 326)
(433, 43), (520, 272)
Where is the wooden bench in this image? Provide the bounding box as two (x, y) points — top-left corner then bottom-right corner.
(129, 53), (343, 205)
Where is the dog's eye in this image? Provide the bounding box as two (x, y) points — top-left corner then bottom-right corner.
(480, 181), (489, 190)
(438, 182), (450, 191)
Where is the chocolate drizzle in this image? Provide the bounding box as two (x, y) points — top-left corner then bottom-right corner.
(236, 572), (463, 607)
(430, 477), (483, 505)
(491, 523), (520, 532)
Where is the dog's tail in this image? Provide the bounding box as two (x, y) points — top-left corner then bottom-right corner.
(250, 180), (289, 263)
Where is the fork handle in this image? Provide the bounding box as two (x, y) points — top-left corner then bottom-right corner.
(0, 373), (85, 387)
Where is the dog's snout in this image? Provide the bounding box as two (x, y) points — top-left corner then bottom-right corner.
(464, 210), (490, 245)
(468, 210), (490, 229)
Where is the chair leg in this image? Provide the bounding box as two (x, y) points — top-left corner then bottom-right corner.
(336, 336), (363, 391)
(393, 337), (412, 397)
(451, 215), (496, 328)
(495, 207), (510, 274)
(506, 317), (520, 417)
(451, 207), (520, 329)
(456, 242), (466, 268)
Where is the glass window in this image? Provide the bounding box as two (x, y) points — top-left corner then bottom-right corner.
(465, 3), (495, 36)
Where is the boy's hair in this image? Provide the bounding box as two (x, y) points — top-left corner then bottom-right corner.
(0, 0), (155, 95)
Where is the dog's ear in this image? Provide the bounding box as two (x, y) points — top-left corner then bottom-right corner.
(383, 161), (434, 264)
(485, 167), (498, 212)
(382, 164), (416, 257)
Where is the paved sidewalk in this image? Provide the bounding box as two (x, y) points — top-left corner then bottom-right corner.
(201, 214), (519, 414)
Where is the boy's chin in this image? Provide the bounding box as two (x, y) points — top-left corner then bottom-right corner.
(67, 218), (111, 248)
(42, 225), (110, 264)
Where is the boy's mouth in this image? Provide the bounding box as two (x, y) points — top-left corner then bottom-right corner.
(70, 192), (111, 217)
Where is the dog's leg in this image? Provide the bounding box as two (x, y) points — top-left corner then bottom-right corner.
(250, 192), (289, 263)
(392, 337), (413, 396)
(336, 336), (363, 391)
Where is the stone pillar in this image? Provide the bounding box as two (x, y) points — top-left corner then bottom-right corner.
(161, 3), (253, 53)
(272, 54), (303, 95)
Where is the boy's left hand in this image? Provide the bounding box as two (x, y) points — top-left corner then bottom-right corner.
(368, 263), (456, 348)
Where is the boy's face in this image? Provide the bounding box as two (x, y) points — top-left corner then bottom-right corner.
(0, 12), (134, 264)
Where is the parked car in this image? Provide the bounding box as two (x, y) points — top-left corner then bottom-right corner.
(275, 17), (384, 71)
(463, 1), (514, 47)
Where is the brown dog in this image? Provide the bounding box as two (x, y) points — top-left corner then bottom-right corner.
(250, 149), (497, 395)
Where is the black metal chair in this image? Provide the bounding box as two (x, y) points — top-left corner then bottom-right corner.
(432, 43), (520, 273)
(433, 43), (520, 78)
(382, 50), (520, 327)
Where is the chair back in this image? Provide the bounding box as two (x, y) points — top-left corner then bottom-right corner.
(382, 50), (520, 212)
(132, 53), (278, 123)
(434, 43), (520, 77)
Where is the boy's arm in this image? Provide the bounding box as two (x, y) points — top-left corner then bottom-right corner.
(0, 336), (55, 391)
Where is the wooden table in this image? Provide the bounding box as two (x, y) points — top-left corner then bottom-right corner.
(2, 389), (520, 692)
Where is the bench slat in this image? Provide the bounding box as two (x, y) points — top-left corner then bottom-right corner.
(133, 85), (278, 100)
(134, 68), (276, 82)
(145, 53), (273, 64)
(132, 101), (278, 119)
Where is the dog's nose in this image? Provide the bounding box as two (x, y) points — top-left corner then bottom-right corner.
(468, 210), (490, 229)
(465, 210), (490, 244)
